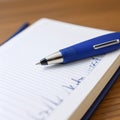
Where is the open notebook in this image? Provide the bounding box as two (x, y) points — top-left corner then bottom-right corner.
(0, 18), (120, 120)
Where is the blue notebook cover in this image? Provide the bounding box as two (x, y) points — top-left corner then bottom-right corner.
(82, 66), (120, 120)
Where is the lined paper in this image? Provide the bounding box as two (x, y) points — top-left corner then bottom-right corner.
(0, 18), (115, 120)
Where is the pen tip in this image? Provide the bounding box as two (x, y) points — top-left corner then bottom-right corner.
(35, 62), (41, 65)
(40, 58), (48, 65)
(36, 58), (48, 65)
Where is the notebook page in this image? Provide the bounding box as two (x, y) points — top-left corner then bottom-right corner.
(0, 18), (119, 120)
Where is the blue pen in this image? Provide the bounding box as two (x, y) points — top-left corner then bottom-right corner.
(37, 32), (120, 65)
(1, 22), (29, 46)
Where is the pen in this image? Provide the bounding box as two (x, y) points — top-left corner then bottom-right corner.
(1, 22), (29, 46)
(36, 32), (120, 65)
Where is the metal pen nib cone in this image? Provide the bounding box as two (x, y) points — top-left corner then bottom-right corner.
(36, 52), (64, 65)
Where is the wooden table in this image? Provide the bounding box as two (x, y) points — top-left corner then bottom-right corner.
(0, 0), (120, 119)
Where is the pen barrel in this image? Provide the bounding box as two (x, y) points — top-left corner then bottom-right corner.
(60, 32), (120, 63)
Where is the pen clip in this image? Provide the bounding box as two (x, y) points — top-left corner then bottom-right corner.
(93, 39), (120, 49)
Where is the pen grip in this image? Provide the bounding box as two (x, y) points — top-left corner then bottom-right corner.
(60, 32), (120, 63)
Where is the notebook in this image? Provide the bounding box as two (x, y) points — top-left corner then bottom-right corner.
(0, 18), (120, 120)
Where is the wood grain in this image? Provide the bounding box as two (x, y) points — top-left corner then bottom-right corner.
(0, 0), (120, 119)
